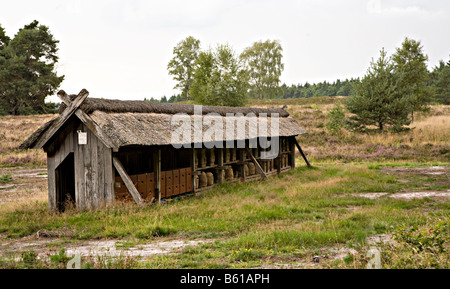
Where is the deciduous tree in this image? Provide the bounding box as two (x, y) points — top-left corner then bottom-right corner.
(190, 44), (249, 107)
(240, 40), (284, 99)
(167, 36), (201, 100)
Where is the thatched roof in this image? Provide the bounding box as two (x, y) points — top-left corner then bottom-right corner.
(21, 96), (307, 149)
(60, 97), (291, 117)
(89, 111), (306, 147)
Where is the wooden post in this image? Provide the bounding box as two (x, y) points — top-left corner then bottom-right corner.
(112, 156), (143, 205)
(154, 149), (161, 203)
(217, 148), (224, 184)
(276, 140), (281, 175)
(290, 137), (296, 169)
(245, 148), (268, 180)
(293, 138), (312, 167)
(239, 148), (246, 182)
(192, 148), (196, 194)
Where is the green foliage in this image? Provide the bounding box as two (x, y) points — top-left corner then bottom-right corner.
(379, 221), (450, 269)
(190, 44), (249, 107)
(0, 174), (12, 184)
(393, 220), (449, 253)
(21, 250), (38, 269)
(232, 248), (264, 262)
(428, 57), (450, 105)
(0, 21), (64, 116)
(49, 248), (71, 265)
(325, 101), (346, 133)
(346, 48), (410, 132)
(392, 37), (431, 121)
(240, 39), (284, 99)
(167, 36), (201, 101)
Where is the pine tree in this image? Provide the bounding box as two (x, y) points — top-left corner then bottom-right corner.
(346, 49), (410, 131)
(392, 38), (430, 122)
(0, 21), (63, 115)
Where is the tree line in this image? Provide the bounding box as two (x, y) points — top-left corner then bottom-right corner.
(280, 78), (360, 99)
(164, 36), (448, 109)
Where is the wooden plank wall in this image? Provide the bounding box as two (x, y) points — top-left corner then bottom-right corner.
(46, 118), (114, 211)
(74, 122), (114, 210)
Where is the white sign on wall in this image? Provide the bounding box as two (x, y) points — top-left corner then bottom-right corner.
(78, 131), (87, 145)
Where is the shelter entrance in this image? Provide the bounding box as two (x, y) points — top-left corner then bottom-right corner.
(55, 153), (76, 212)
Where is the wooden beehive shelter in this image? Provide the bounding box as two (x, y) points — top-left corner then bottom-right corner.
(20, 89), (310, 211)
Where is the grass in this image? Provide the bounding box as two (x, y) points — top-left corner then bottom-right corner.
(0, 114), (53, 167)
(0, 163), (448, 268)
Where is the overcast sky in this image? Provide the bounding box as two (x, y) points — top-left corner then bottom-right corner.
(1, 0), (449, 102)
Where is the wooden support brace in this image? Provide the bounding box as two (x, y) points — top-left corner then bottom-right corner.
(245, 148), (268, 180)
(58, 90), (119, 152)
(293, 138), (312, 167)
(113, 156), (143, 205)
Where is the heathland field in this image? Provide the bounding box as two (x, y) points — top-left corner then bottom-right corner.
(0, 97), (448, 269)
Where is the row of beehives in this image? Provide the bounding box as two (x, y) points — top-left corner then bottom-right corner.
(194, 154), (292, 189)
(194, 162), (258, 189)
(195, 145), (292, 169)
(114, 167), (193, 201)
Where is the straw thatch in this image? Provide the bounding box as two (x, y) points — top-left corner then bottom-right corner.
(87, 111), (306, 147)
(21, 96), (307, 149)
(60, 98), (290, 118)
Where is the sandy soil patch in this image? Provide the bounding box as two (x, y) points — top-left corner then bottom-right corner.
(0, 237), (211, 261)
(354, 191), (450, 200)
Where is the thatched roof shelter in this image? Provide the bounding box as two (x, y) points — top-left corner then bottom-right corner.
(21, 94), (306, 150)
(19, 90), (310, 212)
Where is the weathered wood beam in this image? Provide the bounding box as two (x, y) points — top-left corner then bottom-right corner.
(34, 89), (89, 149)
(112, 156), (143, 205)
(57, 90), (72, 105)
(293, 138), (312, 167)
(290, 137), (296, 169)
(239, 149), (246, 181)
(74, 109), (119, 152)
(57, 89), (119, 152)
(245, 148), (268, 180)
(217, 148), (224, 184)
(153, 150), (161, 202)
(192, 148), (196, 194)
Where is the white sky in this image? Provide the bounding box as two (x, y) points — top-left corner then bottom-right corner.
(1, 0), (449, 102)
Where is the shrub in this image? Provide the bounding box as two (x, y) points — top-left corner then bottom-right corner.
(393, 221), (449, 253)
(0, 174), (12, 184)
(325, 101), (346, 134)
